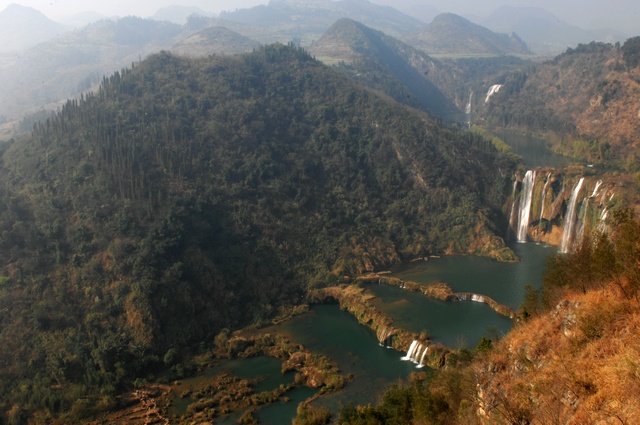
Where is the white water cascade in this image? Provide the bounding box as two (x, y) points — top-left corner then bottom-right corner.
(517, 170), (536, 242)
(576, 180), (605, 244)
(401, 340), (419, 361)
(465, 91), (473, 128)
(560, 177), (584, 253)
(508, 176), (518, 239)
(417, 346), (429, 368)
(591, 180), (603, 198)
(539, 173), (551, 223)
(576, 198), (589, 247)
(471, 294), (486, 303)
(485, 84), (502, 103)
(378, 327), (394, 347)
(402, 340), (429, 367)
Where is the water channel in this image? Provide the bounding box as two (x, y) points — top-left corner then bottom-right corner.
(193, 242), (554, 423)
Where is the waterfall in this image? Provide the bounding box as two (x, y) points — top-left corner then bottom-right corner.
(402, 340), (428, 364)
(401, 340), (419, 361)
(517, 170), (536, 242)
(471, 294), (485, 303)
(576, 198), (588, 247)
(465, 91), (473, 114)
(597, 207), (609, 233)
(417, 346), (429, 368)
(507, 176), (518, 240)
(485, 84), (502, 103)
(560, 177), (584, 253)
(378, 327), (394, 347)
(539, 173), (551, 223)
(465, 91), (473, 129)
(591, 180), (603, 198)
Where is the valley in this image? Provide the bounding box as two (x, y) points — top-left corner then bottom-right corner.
(0, 1), (639, 424)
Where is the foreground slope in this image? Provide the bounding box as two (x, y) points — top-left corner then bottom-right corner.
(0, 44), (516, 420)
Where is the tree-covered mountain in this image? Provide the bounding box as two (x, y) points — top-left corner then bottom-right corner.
(0, 44), (517, 421)
(309, 18), (460, 117)
(404, 13), (532, 57)
(480, 39), (640, 169)
(170, 25), (260, 57)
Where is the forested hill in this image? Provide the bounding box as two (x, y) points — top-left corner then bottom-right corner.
(481, 38), (640, 168)
(0, 44), (516, 419)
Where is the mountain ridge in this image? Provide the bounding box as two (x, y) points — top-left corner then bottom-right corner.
(0, 45), (516, 421)
(0, 3), (70, 52)
(404, 12), (532, 56)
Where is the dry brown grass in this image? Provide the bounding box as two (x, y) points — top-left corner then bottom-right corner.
(476, 285), (640, 424)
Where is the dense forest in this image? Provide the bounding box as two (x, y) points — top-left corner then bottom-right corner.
(0, 44), (517, 422)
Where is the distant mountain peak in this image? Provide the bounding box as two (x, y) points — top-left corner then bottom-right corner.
(0, 3), (70, 52)
(404, 12), (531, 56)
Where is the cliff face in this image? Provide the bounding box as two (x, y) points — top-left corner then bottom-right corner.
(505, 169), (635, 250)
(475, 286), (640, 423)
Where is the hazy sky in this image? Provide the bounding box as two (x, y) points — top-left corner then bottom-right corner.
(1, 0), (639, 34)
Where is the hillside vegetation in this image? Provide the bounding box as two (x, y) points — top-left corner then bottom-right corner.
(0, 44), (516, 422)
(340, 212), (640, 424)
(404, 13), (531, 57)
(483, 39), (640, 169)
(310, 18), (460, 116)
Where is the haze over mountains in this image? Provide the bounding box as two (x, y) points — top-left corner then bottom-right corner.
(0, 0), (636, 123)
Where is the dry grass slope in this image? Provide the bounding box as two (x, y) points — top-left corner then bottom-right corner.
(477, 285), (640, 424)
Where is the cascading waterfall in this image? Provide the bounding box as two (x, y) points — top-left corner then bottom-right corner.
(539, 173), (551, 224)
(597, 207), (609, 233)
(517, 170), (536, 242)
(471, 294), (486, 303)
(378, 327), (394, 347)
(508, 176), (518, 240)
(465, 91), (473, 128)
(575, 179), (605, 247)
(560, 177), (584, 253)
(401, 340), (419, 361)
(402, 340), (429, 367)
(576, 198), (588, 246)
(591, 180), (603, 198)
(417, 346), (429, 368)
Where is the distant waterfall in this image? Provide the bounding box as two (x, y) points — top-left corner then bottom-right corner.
(401, 340), (419, 361)
(417, 346), (429, 368)
(560, 178), (584, 253)
(471, 294), (486, 303)
(507, 176), (518, 240)
(465, 91), (473, 128)
(576, 198), (588, 247)
(402, 340), (429, 367)
(465, 91), (473, 114)
(378, 327), (394, 347)
(485, 84), (502, 103)
(539, 173), (551, 223)
(517, 170), (536, 242)
(591, 180), (603, 198)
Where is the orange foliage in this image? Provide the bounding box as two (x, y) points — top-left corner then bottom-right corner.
(476, 286), (640, 424)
